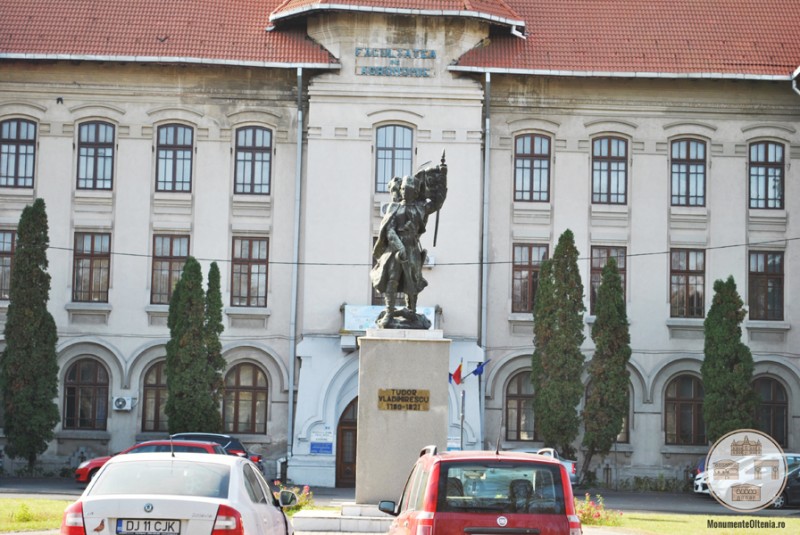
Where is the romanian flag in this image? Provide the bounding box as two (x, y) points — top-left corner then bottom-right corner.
(450, 362), (463, 385)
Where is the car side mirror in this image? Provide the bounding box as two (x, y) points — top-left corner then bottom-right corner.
(279, 490), (298, 507)
(378, 500), (398, 516)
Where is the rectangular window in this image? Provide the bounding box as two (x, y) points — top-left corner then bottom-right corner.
(749, 251), (783, 320)
(590, 246), (626, 314)
(0, 230), (16, 299)
(156, 124), (193, 192)
(231, 237), (269, 307)
(512, 244), (548, 313)
(234, 126), (272, 194)
(77, 122), (115, 190)
(151, 235), (189, 304)
(514, 134), (551, 202)
(749, 141), (784, 209)
(671, 139), (706, 206)
(375, 125), (413, 193)
(73, 232), (111, 302)
(592, 137), (627, 204)
(0, 119), (36, 188)
(670, 249), (705, 318)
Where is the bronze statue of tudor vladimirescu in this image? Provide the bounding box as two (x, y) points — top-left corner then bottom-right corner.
(371, 152), (448, 329)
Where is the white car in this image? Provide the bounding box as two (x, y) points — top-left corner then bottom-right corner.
(60, 452), (296, 535)
(693, 470), (709, 495)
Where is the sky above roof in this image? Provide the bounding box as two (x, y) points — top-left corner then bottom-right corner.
(1, 0), (798, 77)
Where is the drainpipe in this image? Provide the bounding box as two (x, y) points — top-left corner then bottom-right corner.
(479, 72), (491, 446)
(287, 67), (303, 464)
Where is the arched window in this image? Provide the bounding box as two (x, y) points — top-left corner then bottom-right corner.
(665, 375), (705, 445)
(754, 377), (788, 447)
(223, 363), (268, 434)
(1, 118), (36, 188)
(749, 141), (784, 209)
(375, 125), (412, 192)
(142, 361), (168, 432)
(506, 370), (535, 441)
(514, 134), (551, 202)
(77, 121), (115, 190)
(670, 138), (706, 206)
(592, 136), (628, 204)
(156, 123), (193, 192)
(234, 126), (272, 194)
(64, 358), (109, 430)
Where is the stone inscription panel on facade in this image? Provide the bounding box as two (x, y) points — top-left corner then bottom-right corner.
(378, 388), (430, 411)
(355, 47), (437, 78)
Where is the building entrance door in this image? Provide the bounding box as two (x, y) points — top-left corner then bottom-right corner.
(336, 397), (358, 487)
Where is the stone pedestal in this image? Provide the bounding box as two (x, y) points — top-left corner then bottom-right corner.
(355, 329), (450, 505)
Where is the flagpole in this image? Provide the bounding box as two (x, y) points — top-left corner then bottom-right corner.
(460, 389), (465, 450)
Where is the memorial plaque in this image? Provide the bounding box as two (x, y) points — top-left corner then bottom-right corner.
(377, 388), (430, 411)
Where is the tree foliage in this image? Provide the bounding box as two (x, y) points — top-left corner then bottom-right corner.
(165, 257), (225, 433)
(203, 262), (226, 432)
(531, 229), (586, 458)
(0, 199), (60, 469)
(582, 258), (631, 479)
(701, 276), (757, 443)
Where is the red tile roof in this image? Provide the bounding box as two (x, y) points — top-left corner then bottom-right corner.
(1, 1), (798, 78)
(455, 0), (800, 78)
(269, 0), (524, 27)
(0, 0), (338, 68)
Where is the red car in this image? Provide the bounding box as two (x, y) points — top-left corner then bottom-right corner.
(379, 446), (582, 535)
(74, 439), (226, 483)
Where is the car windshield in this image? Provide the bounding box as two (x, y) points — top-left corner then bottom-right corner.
(90, 460), (230, 499)
(437, 461), (565, 515)
(175, 434), (232, 449)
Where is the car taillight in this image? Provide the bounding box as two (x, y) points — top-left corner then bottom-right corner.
(415, 512), (434, 535)
(568, 514), (582, 535)
(228, 449), (246, 457)
(212, 504), (244, 535)
(60, 501), (85, 535)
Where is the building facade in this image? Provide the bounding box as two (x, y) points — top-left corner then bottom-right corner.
(1, 0), (799, 487)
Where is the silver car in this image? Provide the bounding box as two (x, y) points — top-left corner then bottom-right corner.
(60, 452), (296, 535)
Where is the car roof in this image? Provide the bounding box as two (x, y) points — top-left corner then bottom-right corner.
(424, 449), (563, 466)
(105, 451), (244, 467)
(171, 432), (233, 439)
(134, 439), (224, 447)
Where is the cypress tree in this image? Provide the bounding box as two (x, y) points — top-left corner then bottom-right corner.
(582, 257), (631, 480)
(701, 276), (757, 443)
(0, 199), (59, 470)
(166, 256), (216, 433)
(203, 262), (226, 433)
(531, 229), (586, 458)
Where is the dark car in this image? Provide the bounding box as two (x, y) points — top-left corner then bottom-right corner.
(379, 445), (582, 535)
(772, 465), (800, 509)
(171, 432), (264, 471)
(74, 439), (226, 483)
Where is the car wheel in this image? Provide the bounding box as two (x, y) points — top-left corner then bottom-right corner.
(772, 492), (787, 509)
(88, 468), (99, 481)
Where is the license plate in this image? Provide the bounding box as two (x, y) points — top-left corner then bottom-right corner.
(116, 519), (180, 535)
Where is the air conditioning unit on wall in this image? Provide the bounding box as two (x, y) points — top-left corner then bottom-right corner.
(112, 397), (134, 411)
